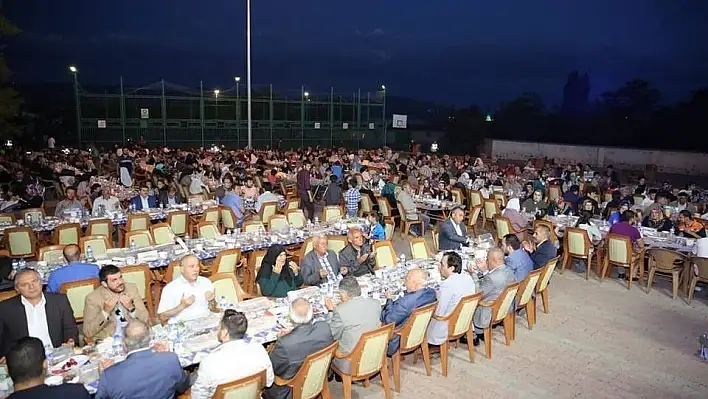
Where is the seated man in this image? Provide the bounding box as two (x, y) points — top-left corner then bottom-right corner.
(191, 310), (274, 399)
(501, 234), (534, 282)
(471, 248), (516, 345)
(157, 254), (218, 324)
(6, 337), (90, 398)
(381, 268), (436, 355)
(396, 182), (430, 236)
(522, 225), (557, 270)
(0, 269), (79, 358)
(675, 210), (706, 239)
(608, 210), (645, 280)
(83, 265), (150, 342)
(427, 252), (476, 346)
(265, 298), (334, 399)
(129, 184), (158, 210)
(215, 186), (245, 227)
(338, 228), (375, 277)
(438, 207), (469, 251)
(325, 277), (381, 373)
(300, 234), (345, 286)
(96, 320), (190, 399)
(46, 244), (100, 293)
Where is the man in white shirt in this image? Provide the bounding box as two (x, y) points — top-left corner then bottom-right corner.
(47, 136), (56, 149)
(427, 252), (476, 345)
(255, 189), (279, 213)
(92, 187), (122, 216)
(157, 255), (218, 324)
(190, 310), (274, 399)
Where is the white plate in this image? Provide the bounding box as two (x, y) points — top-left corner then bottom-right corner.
(49, 355), (89, 375)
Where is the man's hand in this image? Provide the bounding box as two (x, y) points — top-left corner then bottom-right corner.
(151, 341), (171, 353)
(289, 261), (300, 275)
(118, 295), (134, 311)
(103, 296), (119, 313)
(99, 358), (115, 373)
(319, 269), (328, 278)
(205, 290), (215, 302)
(384, 290), (392, 300)
(522, 240), (535, 252)
(324, 297), (335, 311)
(356, 253), (370, 264)
(340, 266), (348, 275)
(476, 258), (489, 273)
(65, 338), (75, 347)
(180, 294), (196, 308)
(277, 328), (293, 338)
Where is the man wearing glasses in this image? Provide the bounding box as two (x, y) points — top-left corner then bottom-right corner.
(82, 265), (150, 343)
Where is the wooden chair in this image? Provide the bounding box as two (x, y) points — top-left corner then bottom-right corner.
(274, 341), (338, 399)
(219, 206), (239, 233)
(466, 205), (482, 237)
(535, 256), (560, 315)
(79, 235), (112, 257)
(285, 209), (306, 228)
(254, 201), (278, 223)
(482, 199), (499, 230)
(687, 256), (708, 304)
(60, 278), (100, 323)
(376, 198), (398, 227)
(331, 323), (394, 399)
(210, 249), (243, 276)
(21, 208), (45, 222)
(493, 215), (523, 245)
(468, 190), (483, 208)
(209, 273), (251, 304)
(124, 230), (154, 249)
(561, 227), (595, 279)
(245, 250), (267, 295)
(0, 290), (18, 302)
(86, 219), (114, 241)
(150, 223), (175, 245)
(242, 221), (265, 233)
(409, 237), (432, 260)
(327, 236), (348, 254)
(511, 269), (543, 339)
(4, 227), (38, 259)
(429, 292), (482, 377)
(645, 248), (686, 299)
(390, 302), (437, 392)
(599, 234), (644, 290)
(121, 264), (155, 318)
(322, 205), (344, 222)
(395, 202), (424, 237)
(197, 221), (219, 239)
(267, 214), (289, 231)
(0, 212), (16, 224)
(477, 283), (519, 359)
(383, 217), (395, 241)
(166, 210), (189, 237)
(372, 241), (397, 270)
(38, 245), (66, 264)
(212, 369), (266, 399)
(53, 223), (82, 246)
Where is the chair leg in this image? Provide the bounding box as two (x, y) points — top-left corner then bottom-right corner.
(510, 311), (516, 340)
(525, 302), (533, 329)
(688, 278), (697, 304)
(440, 341), (449, 377)
(342, 375), (353, 399)
(321, 378), (332, 399)
(391, 353), (401, 393)
(540, 289), (549, 313)
(502, 315), (513, 346)
(465, 330), (475, 362)
(420, 343), (432, 376)
(484, 327), (492, 359)
(560, 252), (569, 275)
(627, 265), (633, 290)
(586, 253), (593, 280)
(599, 258), (609, 282)
(671, 271), (680, 299)
(646, 268), (655, 294)
(380, 356), (392, 399)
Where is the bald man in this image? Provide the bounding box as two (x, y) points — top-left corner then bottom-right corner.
(46, 244), (99, 293)
(380, 268), (436, 355)
(157, 255), (218, 324)
(471, 247), (515, 346)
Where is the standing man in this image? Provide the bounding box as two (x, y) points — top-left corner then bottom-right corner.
(297, 161), (314, 221)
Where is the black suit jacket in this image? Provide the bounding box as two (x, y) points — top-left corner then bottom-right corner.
(264, 321), (334, 399)
(0, 293), (79, 358)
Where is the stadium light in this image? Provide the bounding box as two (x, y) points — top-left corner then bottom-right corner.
(69, 65), (78, 73)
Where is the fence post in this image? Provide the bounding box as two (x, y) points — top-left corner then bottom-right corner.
(120, 76), (126, 145)
(161, 79), (167, 147)
(269, 84), (274, 149)
(200, 81), (205, 148)
(357, 88), (362, 149)
(329, 87), (334, 148)
(300, 85), (305, 149)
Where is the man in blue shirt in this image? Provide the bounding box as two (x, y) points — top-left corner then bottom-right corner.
(46, 244), (99, 293)
(215, 186), (244, 227)
(502, 234), (534, 282)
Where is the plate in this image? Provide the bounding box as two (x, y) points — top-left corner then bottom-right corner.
(49, 355), (89, 375)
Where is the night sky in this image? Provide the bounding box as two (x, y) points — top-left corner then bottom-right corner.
(6, 0), (708, 105)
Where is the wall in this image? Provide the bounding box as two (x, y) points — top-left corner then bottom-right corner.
(489, 139), (708, 176)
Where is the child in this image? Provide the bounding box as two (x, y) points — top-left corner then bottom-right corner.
(366, 210), (385, 240)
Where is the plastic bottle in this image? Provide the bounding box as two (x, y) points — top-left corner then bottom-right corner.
(129, 239), (136, 251)
(86, 245), (94, 262)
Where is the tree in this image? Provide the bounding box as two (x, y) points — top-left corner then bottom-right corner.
(0, 7), (22, 139)
(601, 79), (659, 124)
(498, 92), (545, 119)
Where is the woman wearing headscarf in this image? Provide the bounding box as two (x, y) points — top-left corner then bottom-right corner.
(521, 189), (548, 215)
(502, 198), (530, 232)
(256, 244), (303, 297)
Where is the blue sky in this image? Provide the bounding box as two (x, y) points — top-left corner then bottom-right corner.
(6, 0), (708, 105)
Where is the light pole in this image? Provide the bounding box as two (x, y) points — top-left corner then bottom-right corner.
(246, 0), (253, 149)
(301, 88), (309, 148)
(214, 89), (220, 127)
(235, 77), (241, 147)
(381, 84), (387, 147)
(69, 66), (81, 147)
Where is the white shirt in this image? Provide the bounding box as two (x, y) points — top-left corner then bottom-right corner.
(140, 196), (150, 210)
(427, 273), (476, 345)
(255, 191), (279, 212)
(190, 339), (274, 399)
(450, 219), (463, 237)
(22, 295), (53, 349)
(92, 196), (122, 216)
(47, 137), (55, 149)
(693, 236), (708, 258)
(157, 275), (215, 324)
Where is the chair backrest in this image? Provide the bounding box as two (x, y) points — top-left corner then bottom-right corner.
(198, 222), (219, 239)
(220, 207), (238, 230)
(547, 185), (561, 202)
(125, 230), (154, 249)
(322, 206), (343, 222)
(164, 260), (182, 282)
(349, 323), (395, 378)
(467, 205), (482, 228)
(259, 201), (278, 223)
(55, 223), (81, 246)
(377, 198), (391, 217)
(647, 248), (686, 271)
(0, 290), (18, 302)
(286, 198), (301, 211)
(126, 213), (150, 232)
(203, 207), (221, 225)
(491, 283), (520, 323)
(383, 218), (395, 241)
(0, 212), (15, 224)
(409, 237), (431, 260)
(242, 221), (264, 233)
(167, 210), (189, 236)
(38, 245), (66, 264)
(483, 199), (498, 220)
(515, 269), (542, 307)
(286, 209), (306, 228)
(121, 264), (152, 305)
(493, 216), (511, 241)
(268, 215), (289, 231)
(373, 241), (397, 269)
(564, 227), (590, 257)
(536, 256), (560, 293)
(212, 369), (266, 399)
(448, 292), (483, 337)
(150, 223), (175, 245)
(399, 302), (437, 351)
(327, 236), (347, 253)
(79, 235), (111, 256)
(360, 195), (373, 214)
(212, 249), (242, 275)
(60, 278), (100, 321)
(288, 341), (339, 399)
(210, 273), (247, 304)
(22, 208), (45, 221)
(469, 190), (483, 208)
(493, 192), (507, 207)
(87, 219), (113, 238)
(5, 227), (36, 258)
(607, 234), (632, 265)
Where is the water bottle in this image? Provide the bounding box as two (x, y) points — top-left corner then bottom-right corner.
(670, 227), (675, 236)
(111, 334), (122, 357)
(18, 258), (26, 268)
(129, 239), (136, 251)
(11, 259), (18, 271)
(398, 253), (406, 268)
(25, 213), (32, 225)
(219, 296), (228, 311)
(86, 245), (94, 262)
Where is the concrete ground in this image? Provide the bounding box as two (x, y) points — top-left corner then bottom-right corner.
(329, 233), (708, 399)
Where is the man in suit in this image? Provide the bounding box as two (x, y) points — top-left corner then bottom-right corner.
(0, 269), (79, 358)
(6, 337), (90, 398)
(83, 265), (150, 343)
(264, 298), (334, 399)
(157, 185), (184, 208)
(95, 320), (189, 399)
(522, 225), (557, 270)
(381, 268), (437, 356)
(438, 207), (469, 251)
(324, 277), (381, 373)
(129, 184), (158, 210)
(471, 247), (516, 346)
(300, 235), (346, 286)
(338, 228), (375, 277)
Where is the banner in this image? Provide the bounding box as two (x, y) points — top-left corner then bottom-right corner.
(392, 114), (407, 129)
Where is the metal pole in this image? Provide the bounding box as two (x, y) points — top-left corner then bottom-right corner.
(357, 88), (361, 149)
(246, 0), (253, 148)
(200, 81), (205, 148)
(236, 81), (240, 148)
(269, 84), (274, 148)
(382, 88), (387, 147)
(120, 76), (126, 145)
(72, 72), (81, 147)
(300, 85), (305, 149)
(161, 79), (167, 147)
(329, 87), (334, 147)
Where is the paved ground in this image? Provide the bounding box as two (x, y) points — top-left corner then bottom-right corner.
(328, 233), (708, 399)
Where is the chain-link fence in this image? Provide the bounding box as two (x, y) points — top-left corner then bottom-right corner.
(77, 79), (387, 149)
